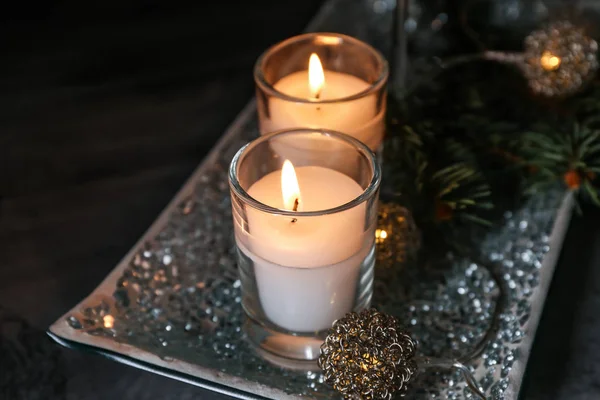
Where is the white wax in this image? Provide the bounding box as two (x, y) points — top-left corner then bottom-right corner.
(234, 166), (371, 332)
(246, 166), (365, 267)
(262, 70), (385, 151)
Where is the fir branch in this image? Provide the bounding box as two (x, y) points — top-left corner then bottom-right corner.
(520, 120), (600, 202)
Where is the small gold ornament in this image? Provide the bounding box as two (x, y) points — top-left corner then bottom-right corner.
(318, 309), (417, 400)
(522, 21), (599, 97)
(376, 203), (421, 267)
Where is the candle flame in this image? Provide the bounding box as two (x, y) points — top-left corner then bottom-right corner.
(281, 160), (302, 211)
(308, 53), (325, 99)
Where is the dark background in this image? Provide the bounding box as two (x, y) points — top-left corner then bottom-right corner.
(1, 1), (599, 399)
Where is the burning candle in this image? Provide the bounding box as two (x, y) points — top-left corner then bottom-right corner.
(230, 129), (380, 360)
(268, 53), (382, 151)
(241, 159), (368, 331)
(255, 33), (388, 152)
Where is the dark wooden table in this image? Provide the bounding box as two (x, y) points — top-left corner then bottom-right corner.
(1, 1), (599, 399)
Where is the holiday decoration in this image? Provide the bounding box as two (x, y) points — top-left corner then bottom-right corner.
(376, 203), (421, 267)
(318, 309), (489, 400)
(520, 119), (600, 206)
(404, 20), (599, 98)
(318, 309), (417, 400)
(522, 21), (599, 97)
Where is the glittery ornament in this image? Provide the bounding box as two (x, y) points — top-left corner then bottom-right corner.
(425, 20), (599, 98)
(318, 309), (417, 399)
(521, 21), (599, 97)
(376, 203), (421, 267)
(318, 309), (491, 400)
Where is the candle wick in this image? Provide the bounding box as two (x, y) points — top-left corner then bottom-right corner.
(291, 198), (299, 223)
(314, 93), (321, 111)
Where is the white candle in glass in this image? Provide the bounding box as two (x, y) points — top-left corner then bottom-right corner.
(263, 54), (384, 151)
(234, 160), (371, 332)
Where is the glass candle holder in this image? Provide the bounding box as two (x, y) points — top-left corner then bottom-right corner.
(254, 33), (388, 153)
(229, 128), (381, 364)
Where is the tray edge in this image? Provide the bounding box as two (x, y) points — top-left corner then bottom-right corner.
(510, 192), (574, 399)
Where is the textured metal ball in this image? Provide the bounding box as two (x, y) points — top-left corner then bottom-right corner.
(318, 309), (417, 400)
(522, 21), (598, 97)
(376, 203), (421, 268)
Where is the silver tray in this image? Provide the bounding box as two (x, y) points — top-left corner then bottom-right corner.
(48, 1), (574, 399)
